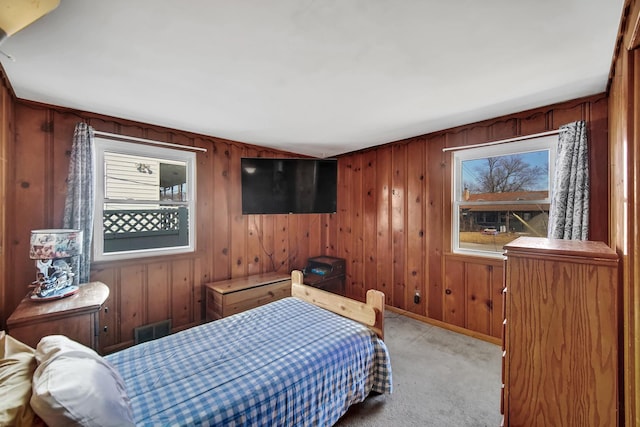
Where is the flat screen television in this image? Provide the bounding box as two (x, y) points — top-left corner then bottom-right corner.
(241, 157), (337, 214)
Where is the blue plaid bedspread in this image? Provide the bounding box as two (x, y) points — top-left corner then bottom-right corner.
(105, 297), (392, 426)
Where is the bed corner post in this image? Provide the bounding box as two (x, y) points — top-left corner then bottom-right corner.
(291, 270), (304, 286)
(366, 289), (385, 340)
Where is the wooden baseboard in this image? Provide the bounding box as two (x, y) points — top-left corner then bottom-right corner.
(385, 306), (501, 346)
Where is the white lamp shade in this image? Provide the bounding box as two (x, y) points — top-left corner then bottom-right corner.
(29, 229), (83, 259)
(0, 0), (60, 43)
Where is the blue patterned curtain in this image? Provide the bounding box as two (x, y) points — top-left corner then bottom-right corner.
(548, 120), (589, 240)
(63, 123), (95, 284)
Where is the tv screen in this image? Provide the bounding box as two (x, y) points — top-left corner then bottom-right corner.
(241, 158), (337, 214)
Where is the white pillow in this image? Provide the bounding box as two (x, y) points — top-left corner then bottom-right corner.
(30, 335), (134, 427)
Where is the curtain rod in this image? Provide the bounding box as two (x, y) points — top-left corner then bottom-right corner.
(93, 130), (208, 153)
(441, 129), (563, 152)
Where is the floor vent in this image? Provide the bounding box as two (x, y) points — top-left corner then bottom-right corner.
(134, 319), (172, 345)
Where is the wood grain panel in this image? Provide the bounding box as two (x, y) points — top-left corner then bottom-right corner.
(171, 258), (193, 328)
(426, 136), (444, 320)
(350, 156), (364, 301)
(245, 147), (262, 276)
(119, 264), (145, 344)
(406, 140), (425, 315)
(443, 257), (465, 328)
(520, 111), (549, 136)
(229, 145), (246, 278)
(391, 144), (406, 309)
(465, 262), (491, 335)
(375, 147), (392, 297)
(337, 156), (353, 296)
(273, 215), (289, 272)
(362, 151), (377, 299)
(147, 262), (170, 324)
(211, 140), (231, 281)
(489, 118), (518, 141)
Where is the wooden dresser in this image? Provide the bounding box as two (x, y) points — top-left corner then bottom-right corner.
(502, 237), (619, 427)
(6, 281), (110, 352)
(205, 272), (291, 321)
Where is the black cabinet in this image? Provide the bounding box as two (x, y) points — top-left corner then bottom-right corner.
(303, 256), (346, 296)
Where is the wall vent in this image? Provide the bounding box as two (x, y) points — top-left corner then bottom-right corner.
(134, 319), (172, 345)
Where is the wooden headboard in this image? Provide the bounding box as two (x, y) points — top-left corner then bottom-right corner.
(290, 270), (385, 339)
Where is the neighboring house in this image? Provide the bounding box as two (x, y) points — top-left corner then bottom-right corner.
(459, 190), (549, 236)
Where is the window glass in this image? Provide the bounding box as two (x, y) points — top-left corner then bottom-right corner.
(453, 135), (556, 257)
(94, 138), (196, 261)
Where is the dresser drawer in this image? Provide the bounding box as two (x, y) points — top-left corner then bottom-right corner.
(223, 280), (291, 317)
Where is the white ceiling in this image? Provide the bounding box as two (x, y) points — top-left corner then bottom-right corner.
(0, 0), (625, 158)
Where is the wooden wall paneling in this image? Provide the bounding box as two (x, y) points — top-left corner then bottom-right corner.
(488, 118), (518, 141)
(297, 214), (311, 269)
(550, 101), (585, 130)
(519, 111), (550, 136)
(362, 150), (377, 298)
(146, 261), (170, 325)
(171, 258), (193, 328)
(466, 125), (490, 147)
(91, 266), (118, 351)
(119, 264), (145, 345)
(322, 213), (338, 256)
(306, 215), (322, 261)
(391, 144), (406, 310)
(465, 262), (491, 335)
(11, 105), (50, 314)
(288, 214), (301, 269)
(406, 140), (425, 315)
(229, 144), (246, 278)
(350, 156), (365, 301)
(490, 262), (504, 339)
(337, 156), (353, 296)
(260, 214), (276, 273)
(193, 136), (212, 284)
(193, 257), (203, 320)
(375, 147), (392, 296)
(426, 136), (444, 320)
(443, 257), (465, 328)
(211, 140), (231, 281)
(90, 117), (118, 135)
(244, 147), (262, 276)
(274, 215), (289, 272)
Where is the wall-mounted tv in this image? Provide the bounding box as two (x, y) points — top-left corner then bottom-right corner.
(241, 157), (337, 214)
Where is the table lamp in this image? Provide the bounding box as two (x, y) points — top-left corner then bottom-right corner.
(29, 229), (83, 300)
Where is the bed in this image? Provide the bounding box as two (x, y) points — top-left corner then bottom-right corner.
(0, 270), (392, 427)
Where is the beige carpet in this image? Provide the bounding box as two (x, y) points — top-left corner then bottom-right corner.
(336, 311), (503, 427)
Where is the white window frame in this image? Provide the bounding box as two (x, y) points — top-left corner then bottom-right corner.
(452, 135), (557, 258)
(93, 138), (196, 262)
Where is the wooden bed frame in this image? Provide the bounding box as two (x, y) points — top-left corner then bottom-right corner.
(290, 270), (385, 339)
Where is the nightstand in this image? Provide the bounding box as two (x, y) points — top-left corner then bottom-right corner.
(6, 281), (109, 352)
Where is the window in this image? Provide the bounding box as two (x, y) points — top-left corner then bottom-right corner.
(94, 138), (196, 261)
(452, 135), (556, 257)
